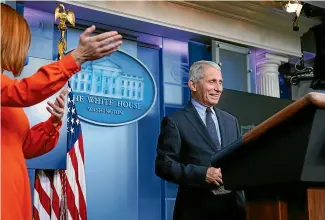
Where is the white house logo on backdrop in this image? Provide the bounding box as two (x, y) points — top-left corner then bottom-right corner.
(71, 61), (144, 101)
(69, 50), (157, 126)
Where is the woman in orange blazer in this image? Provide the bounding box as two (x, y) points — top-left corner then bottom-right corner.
(1, 3), (122, 220)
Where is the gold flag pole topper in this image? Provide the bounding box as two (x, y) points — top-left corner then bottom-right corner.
(55, 4), (75, 60)
(54, 4), (75, 220)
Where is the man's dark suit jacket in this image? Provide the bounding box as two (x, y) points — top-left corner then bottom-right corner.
(155, 102), (245, 220)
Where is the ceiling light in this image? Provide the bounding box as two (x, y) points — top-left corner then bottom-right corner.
(285, 0), (303, 16)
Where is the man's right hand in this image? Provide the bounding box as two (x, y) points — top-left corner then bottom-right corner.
(206, 167), (223, 186)
(71, 25), (123, 66)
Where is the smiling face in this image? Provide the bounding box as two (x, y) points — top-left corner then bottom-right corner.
(188, 65), (223, 107)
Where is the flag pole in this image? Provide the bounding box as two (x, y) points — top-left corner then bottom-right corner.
(54, 4), (75, 219)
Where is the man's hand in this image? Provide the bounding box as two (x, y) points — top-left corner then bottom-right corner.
(47, 88), (68, 126)
(206, 167), (223, 186)
(71, 25), (123, 66)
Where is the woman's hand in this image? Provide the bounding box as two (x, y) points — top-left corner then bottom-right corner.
(71, 25), (123, 66)
(47, 88), (68, 126)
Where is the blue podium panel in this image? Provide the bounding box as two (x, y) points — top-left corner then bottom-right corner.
(81, 40), (141, 220)
(137, 46), (162, 220)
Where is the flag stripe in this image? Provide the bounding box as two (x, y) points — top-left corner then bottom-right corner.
(33, 205), (40, 220)
(68, 139), (87, 220)
(75, 139), (87, 220)
(37, 172), (52, 217)
(33, 177), (51, 220)
(65, 171), (79, 220)
(67, 149), (80, 211)
(51, 171), (62, 220)
(50, 174), (60, 220)
(76, 138), (86, 197)
(78, 135), (85, 163)
(68, 209), (74, 220)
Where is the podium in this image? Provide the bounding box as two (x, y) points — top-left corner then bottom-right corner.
(211, 92), (325, 220)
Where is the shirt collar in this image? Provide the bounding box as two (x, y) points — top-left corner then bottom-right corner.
(191, 98), (215, 115)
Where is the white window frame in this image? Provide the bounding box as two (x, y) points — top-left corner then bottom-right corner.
(212, 40), (253, 93)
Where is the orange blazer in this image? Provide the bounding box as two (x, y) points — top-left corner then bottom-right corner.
(1, 53), (80, 220)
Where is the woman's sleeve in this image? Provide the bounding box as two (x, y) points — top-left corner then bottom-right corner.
(23, 117), (63, 159)
(1, 53), (81, 107)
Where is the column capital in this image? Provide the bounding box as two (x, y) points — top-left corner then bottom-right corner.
(256, 52), (289, 66)
(255, 52), (288, 98)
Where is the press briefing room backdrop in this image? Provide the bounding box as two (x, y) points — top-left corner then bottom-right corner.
(3, 1), (302, 220)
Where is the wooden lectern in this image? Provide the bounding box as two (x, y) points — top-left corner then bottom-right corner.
(211, 92), (325, 220)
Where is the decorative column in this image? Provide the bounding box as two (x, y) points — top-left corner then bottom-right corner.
(256, 53), (288, 98)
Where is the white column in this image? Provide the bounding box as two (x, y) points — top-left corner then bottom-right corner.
(256, 53), (288, 98)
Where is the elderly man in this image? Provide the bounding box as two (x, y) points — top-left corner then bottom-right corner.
(155, 61), (246, 220)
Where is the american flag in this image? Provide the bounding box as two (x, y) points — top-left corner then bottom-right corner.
(33, 82), (87, 220)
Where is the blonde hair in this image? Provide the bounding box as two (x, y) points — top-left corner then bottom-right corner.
(1, 3), (31, 76)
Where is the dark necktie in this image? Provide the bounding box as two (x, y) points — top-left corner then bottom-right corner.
(206, 108), (229, 195)
(206, 107), (221, 151)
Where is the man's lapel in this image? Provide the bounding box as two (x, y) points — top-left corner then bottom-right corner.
(184, 102), (219, 152)
(214, 107), (227, 149)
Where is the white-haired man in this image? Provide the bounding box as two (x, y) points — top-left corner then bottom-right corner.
(155, 61), (246, 220)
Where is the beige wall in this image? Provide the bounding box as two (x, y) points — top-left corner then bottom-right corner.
(69, 1), (320, 57)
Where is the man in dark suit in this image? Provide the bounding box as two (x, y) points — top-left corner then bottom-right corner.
(155, 60), (246, 220)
